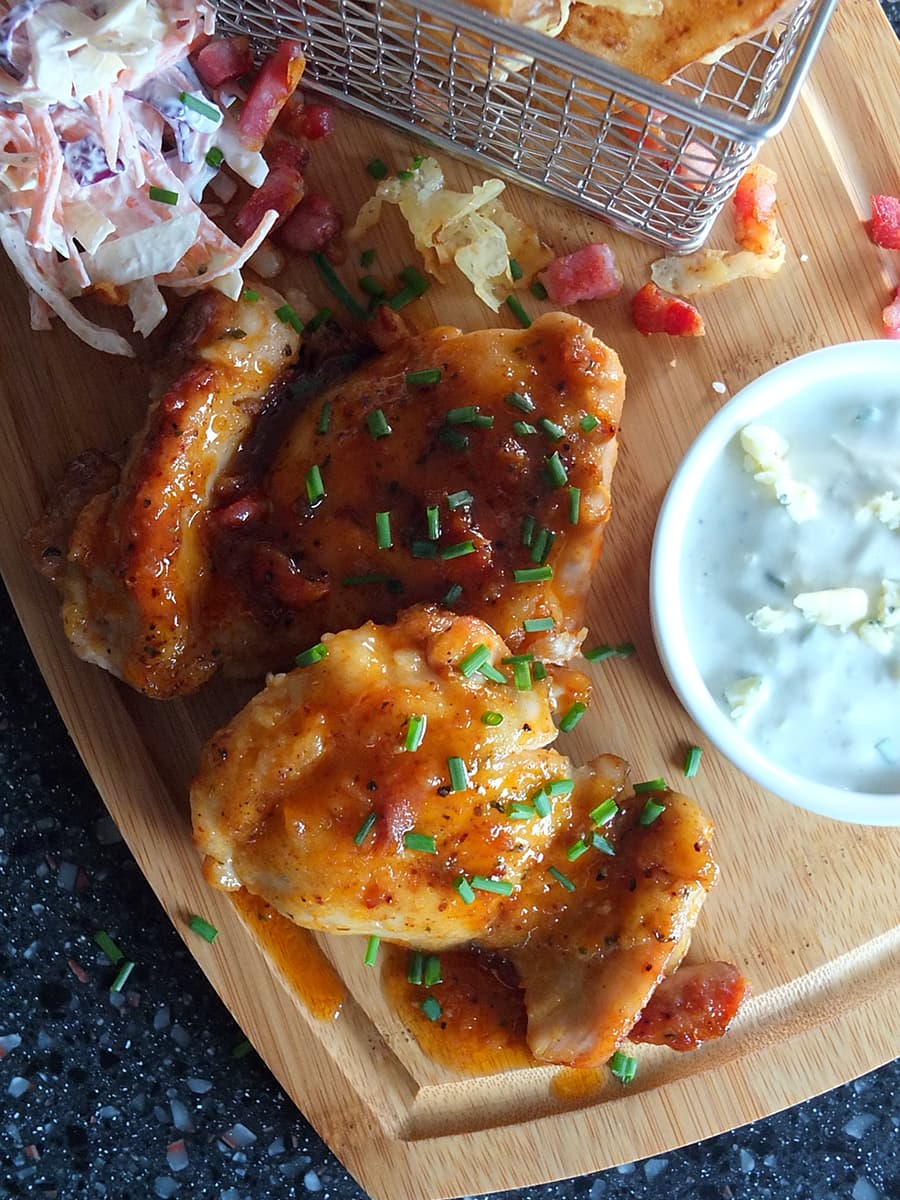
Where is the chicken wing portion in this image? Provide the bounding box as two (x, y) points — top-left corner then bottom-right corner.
(192, 606), (720, 1068)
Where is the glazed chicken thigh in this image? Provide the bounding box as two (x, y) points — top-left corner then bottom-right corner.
(192, 606), (720, 1068)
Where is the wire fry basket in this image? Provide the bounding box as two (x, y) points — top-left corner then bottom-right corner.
(216, 0), (837, 251)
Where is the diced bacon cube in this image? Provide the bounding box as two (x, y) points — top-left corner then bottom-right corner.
(538, 243), (623, 305)
(631, 282), (705, 337)
(883, 285), (900, 339)
(233, 165), (305, 242)
(275, 193), (342, 255)
(191, 36), (254, 89)
(871, 194), (900, 251)
(238, 40), (306, 151)
(733, 163), (779, 255)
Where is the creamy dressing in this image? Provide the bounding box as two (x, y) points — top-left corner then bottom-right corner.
(681, 387), (900, 795)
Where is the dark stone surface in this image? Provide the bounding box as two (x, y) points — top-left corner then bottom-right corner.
(2, 6), (899, 1199)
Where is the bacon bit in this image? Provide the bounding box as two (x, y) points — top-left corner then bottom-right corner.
(276, 193), (343, 255)
(733, 163), (780, 255)
(883, 285), (900, 339)
(870, 194), (900, 251)
(538, 243), (623, 305)
(629, 961), (749, 1051)
(631, 282), (705, 337)
(233, 164), (305, 241)
(191, 36), (254, 88)
(238, 40), (306, 151)
(267, 138), (311, 174)
(68, 958), (90, 984)
(280, 101), (336, 142)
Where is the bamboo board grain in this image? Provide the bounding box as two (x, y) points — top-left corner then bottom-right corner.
(1, 1), (899, 1196)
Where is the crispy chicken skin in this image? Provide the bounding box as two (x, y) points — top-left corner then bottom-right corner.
(192, 606), (719, 1068)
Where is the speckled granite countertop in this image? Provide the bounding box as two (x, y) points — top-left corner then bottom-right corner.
(3, 5), (900, 1198)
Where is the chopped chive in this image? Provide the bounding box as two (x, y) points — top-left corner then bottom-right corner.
(367, 157), (389, 179)
(403, 831), (438, 854)
(506, 391), (535, 414)
(411, 540), (438, 559)
(513, 420), (537, 437)
(406, 368), (442, 387)
(447, 756), (469, 793)
(359, 275), (385, 298)
(407, 951), (424, 984)
(590, 798), (618, 825)
(508, 256), (523, 281)
(609, 1051), (638, 1084)
(501, 653), (535, 663)
(531, 279), (548, 301)
(506, 294), (531, 327)
(683, 746), (703, 778)
(360, 247), (376, 267)
(110, 960), (135, 993)
(446, 489), (473, 509)
(471, 876), (514, 896)
(354, 811), (378, 845)
(446, 406), (478, 424)
(364, 935), (380, 967)
(580, 413), (599, 432)
(514, 565), (553, 583)
(426, 505), (441, 540)
(512, 660), (532, 691)
(524, 617), (555, 632)
(453, 875), (476, 904)
(547, 779), (574, 797)
(532, 789), (551, 818)
(639, 800), (667, 826)
(180, 91), (220, 122)
(441, 540), (475, 560)
(568, 487), (581, 525)
(148, 185), (178, 205)
(481, 711), (504, 726)
(205, 145), (224, 168)
(421, 995), (442, 1022)
(375, 510), (392, 549)
(295, 642), (327, 667)
(592, 832), (616, 856)
(545, 451), (568, 488)
(305, 306), (331, 333)
(538, 417), (565, 442)
(443, 583), (463, 606)
(634, 778), (667, 794)
(400, 265), (429, 295)
(459, 643), (491, 677)
(275, 303), (304, 333)
(366, 408), (392, 439)
(404, 713), (427, 752)
(231, 1038), (253, 1059)
(530, 527), (555, 565)
(311, 251), (369, 320)
(508, 801), (536, 820)
(478, 662), (508, 684)
(423, 955), (442, 987)
(438, 426), (469, 451)
(397, 169), (415, 181)
(533, 661), (547, 681)
(386, 284), (420, 311)
(242, 287), (259, 302)
(547, 866), (576, 892)
(305, 463), (325, 505)
(558, 701), (587, 732)
(94, 930), (124, 964)
(188, 915), (218, 944)
(521, 514), (536, 547)
(315, 401), (332, 436)
(566, 839), (589, 861)
(584, 642), (635, 661)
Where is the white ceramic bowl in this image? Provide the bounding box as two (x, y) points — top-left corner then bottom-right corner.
(650, 341), (900, 827)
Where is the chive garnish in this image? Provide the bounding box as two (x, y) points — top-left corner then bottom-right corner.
(205, 146), (224, 168)
(426, 505), (441, 540)
(547, 779), (574, 796)
(354, 811), (377, 845)
(180, 91), (220, 122)
(400, 265), (429, 295)
(188, 915), (218, 943)
(459, 643), (491, 677)
(446, 406), (477, 424)
(566, 839), (589, 861)
(386, 285), (419, 311)
(521, 514), (536, 547)
(531, 279), (548, 301)
(634, 778), (667, 794)
(584, 642), (635, 661)
(548, 866), (576, 892)
(441, 540), (475, 559)
(375, 510), (392, 549)
(411, 540), (438, 559)
(481, 711), (504, 726)
(506, 294), (532, 327)
(590, 798), (618, 825)
(639, 800), (667, 826)
(533, 661), (547, 682)
(231, 1039), (253, 1059)
(110, 960), (135, 992)
(305, 307), (331, 333)
(408, 951), (424, 984)
(438, 426), (469, 451)
(316, 400), (332, 435)
(242, 288), (259, 302)
(545, 451), (568, 488)
(538, 417), (565, 442)
(609, 1051), (638, 1084)
(446, 489), (473, 509)
(501, 653), (534, 663)
(478, 662), (508, 684)
(509, 257), (523, 281)
(366, 409), (392, 439)
(275, 303), (304, 332)
(404, 831), (438, 854)
(471, 876), (514, 896)
(514, 565), (553, 583)
(311, 252), (369, 320)
(295, 642), (327, 667)
(530, 527), (555, 565)
(592, 832), (615, 856)
(513, 420), (537, 437)
(443, 583), (463, 606)
(421, 995), (442, 1022)
(364, 935), (380, 967)
(568, 487), (581, 525)
(684, 746), (703, 778)
(94, 930), (124, 964)
(367, 157), (389, 179)
(360, 247), (376, 267)
(423, 955), (442, 987)
(580, 413), (599, 432)
(524, 617), (555, 632)
(512, 660), (532, 691)
(305, 463), (325, 505)
(148, 185), (178, 205)
(453, 875), (476, 904)
(447, 756), (469, 792)
(359, 275), (385, 298)
(558, 701), (587, 732)
(508, 801), (536, 820)
(406, 368), (442, 387)
(404, 714), (427, 752)
(506, 392), (535, 414)
(532, 789), (551, 818)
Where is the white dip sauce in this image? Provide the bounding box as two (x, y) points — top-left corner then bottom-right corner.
(681, 387), (900, 795)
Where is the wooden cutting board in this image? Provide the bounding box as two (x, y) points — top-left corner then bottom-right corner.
(1, 1), (898, 1197)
